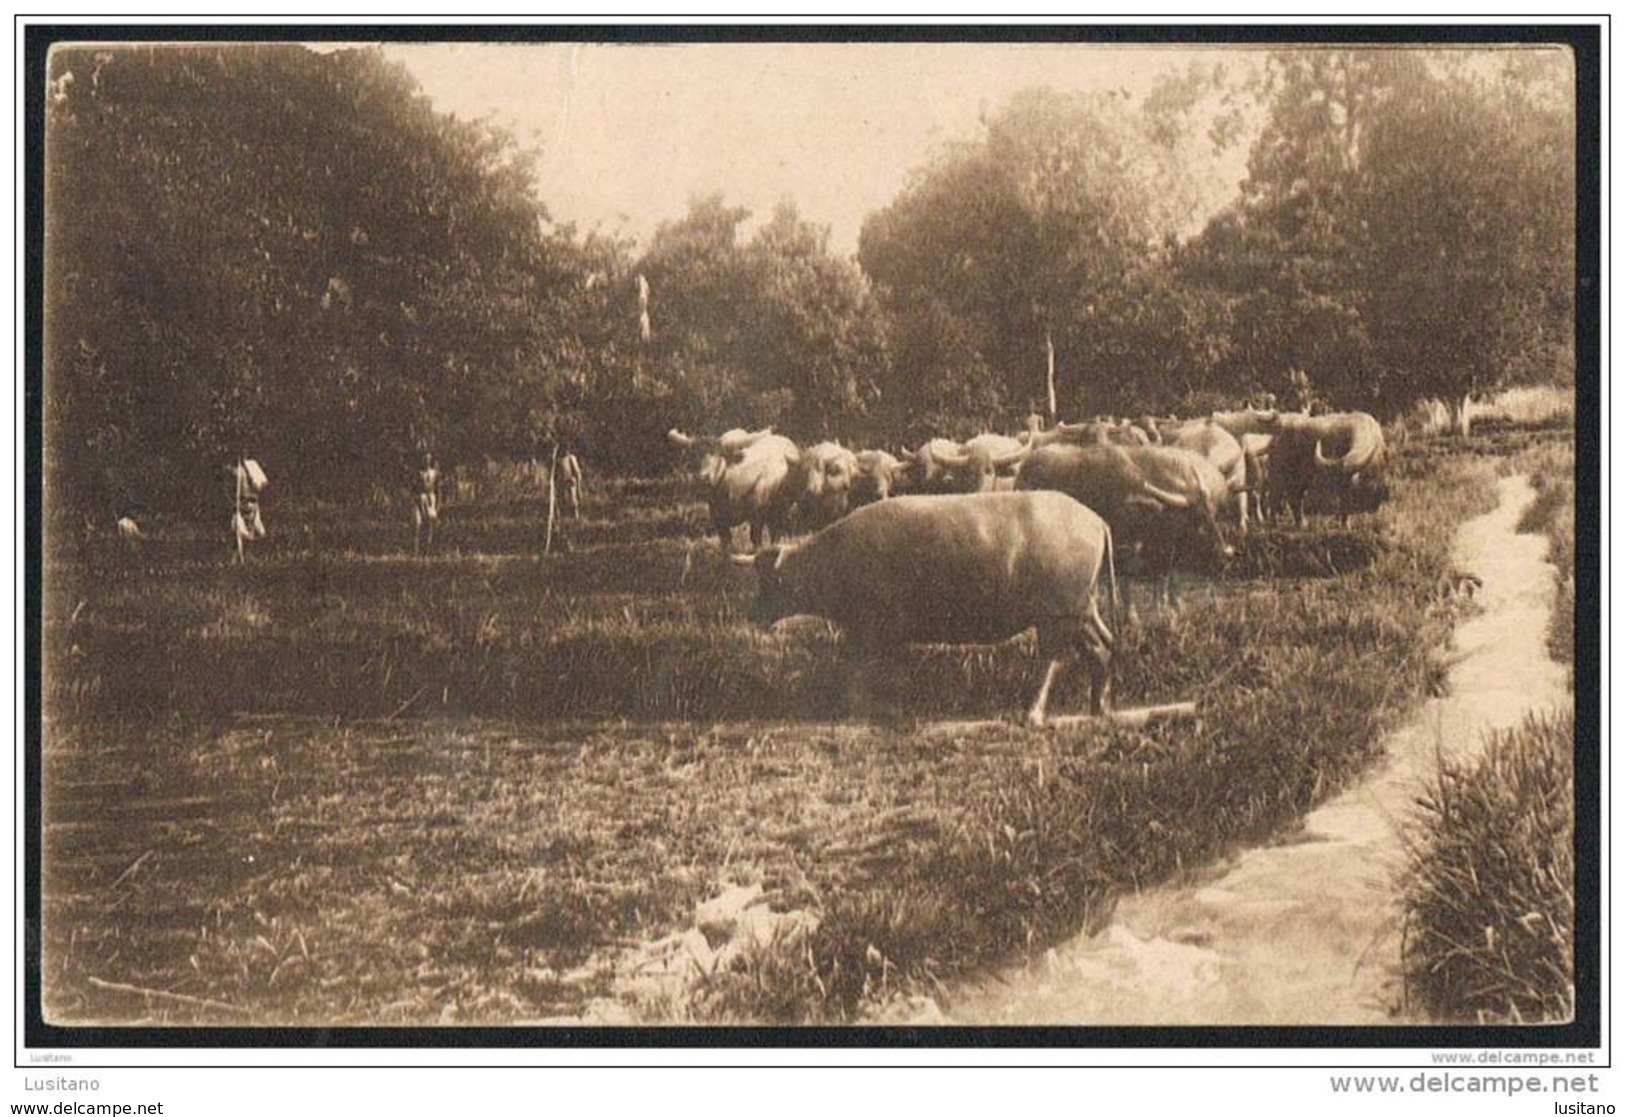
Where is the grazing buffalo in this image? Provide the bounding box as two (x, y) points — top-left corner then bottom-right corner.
(912, 433), (1032, 493)
(1267, 411), (1388, 525)
(1112, 420), (1154, 447)
(1209, 408), (1283, 525)
(1018, 444), (1233, 607)
(1156, 418), (1253, 533)
(1135, 415), (1169, 445)
(851, 449), (907, 506)
(667, 427), (805, 552)
(899, 437), (972, 492)
(1022, 416), (1098, 449)
(1075, 418), (1154, 447)
(735, 491), (1114, 723)
(798, 441), (861, 526)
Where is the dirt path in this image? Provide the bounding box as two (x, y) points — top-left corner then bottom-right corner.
(944, 474), (1568, 1025)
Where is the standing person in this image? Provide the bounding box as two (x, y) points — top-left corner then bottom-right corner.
(557, 448), (583, 520)
(115, 514), (145, 560)
(413, 451), (440, 556)
(230, 456), (268, 563)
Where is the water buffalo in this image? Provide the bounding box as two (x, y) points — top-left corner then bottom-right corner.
(1208, 408), (1283, 525)
(1268, 411), (1388, 525)
(851, 449), (907, 506)
(1135, 415), (1169, 445)
(1111, 420), (1154, 447)
(899, 437), (976, 492)
(797, 441), (861, 526)
(917, 433), (1032, 493)
(734, 491), (1115, 724)
(1018, 443), (1233, 607)
(1023, 416), (1099, 449)
(1156, 418), (1253, 533)
(667, 427), (805, 553)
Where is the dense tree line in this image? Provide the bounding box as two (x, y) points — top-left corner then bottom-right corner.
(44, 44), (1575, 520)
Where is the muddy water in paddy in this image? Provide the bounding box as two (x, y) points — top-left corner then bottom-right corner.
(944, 474), (1569, 1026)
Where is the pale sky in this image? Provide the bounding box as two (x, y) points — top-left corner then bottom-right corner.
(382, 42), (1265, 257)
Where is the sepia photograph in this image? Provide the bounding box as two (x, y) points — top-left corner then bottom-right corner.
(29, 24), (1593, 1049)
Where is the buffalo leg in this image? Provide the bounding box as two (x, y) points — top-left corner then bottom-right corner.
(1027, 659), (1066, 728)
(1079, 602), (1114, 716)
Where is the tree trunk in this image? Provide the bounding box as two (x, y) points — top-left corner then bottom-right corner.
(1454, 392), (1474, 438)
(1044, 329), (1058, 423)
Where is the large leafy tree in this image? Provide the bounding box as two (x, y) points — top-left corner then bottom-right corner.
(873, 291), (1003, 444)
(46, 44), (588, 516)
(1352, 51), (1575, 430)
(860, 83), (1235, 426)
(1175, 51), (1426, 410)
(1181, 48), (1575, 421)
(636, 195), (886, 443)
(746, 202), (886, 438)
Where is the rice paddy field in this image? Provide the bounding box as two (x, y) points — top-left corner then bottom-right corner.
(38, 426), (1574, 1026)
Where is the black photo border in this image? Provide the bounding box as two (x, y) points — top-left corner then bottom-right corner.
(19, 17), (1605, 1064)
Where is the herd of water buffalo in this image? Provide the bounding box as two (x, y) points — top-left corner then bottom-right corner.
(666, 408), (1388, 725)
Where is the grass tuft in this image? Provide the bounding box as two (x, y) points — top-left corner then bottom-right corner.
(1400, 708), (1575, 1023)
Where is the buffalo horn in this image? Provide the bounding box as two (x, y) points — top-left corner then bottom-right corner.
(1142, 482), (1191, 509)
(990, 442), (1032, 469)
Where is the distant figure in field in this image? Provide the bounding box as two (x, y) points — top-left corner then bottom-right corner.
(557, 449), (582, 520)
(229, 457), (268, 563)
(116, 514), (144, 559)
(413, 451), (441, 556)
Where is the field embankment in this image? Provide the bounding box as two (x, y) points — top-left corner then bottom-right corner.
(41, 436), (1542, 1025)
